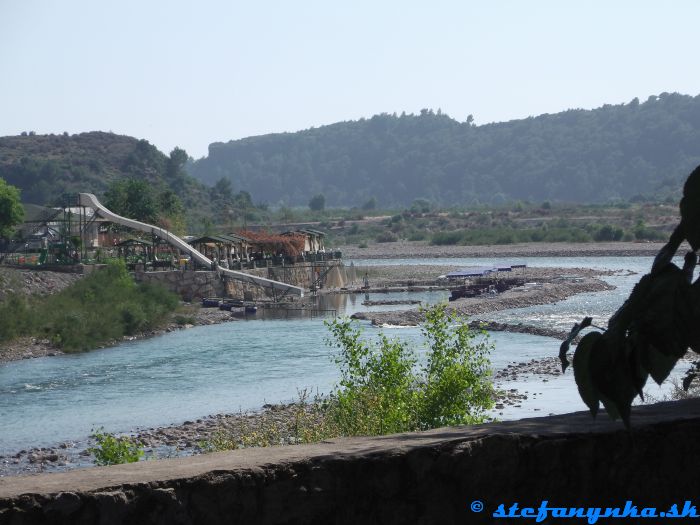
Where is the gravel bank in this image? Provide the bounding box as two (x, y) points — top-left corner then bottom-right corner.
(351, 266), (614, 326)
(340, 240), (667, 259)
(0, 267), (83, 300)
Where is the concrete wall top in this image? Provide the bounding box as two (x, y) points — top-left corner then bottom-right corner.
(2, 399), (699, 500)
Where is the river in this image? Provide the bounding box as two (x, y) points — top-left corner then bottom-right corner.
(0, 255), (686, 457)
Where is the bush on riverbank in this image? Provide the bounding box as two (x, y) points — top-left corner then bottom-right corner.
(88, 428), (144, 466)
(429, 223), (667, 246)
(326, 304), (494, 435)
(200, 304), (494, 451)
(0, 261), (179, 351)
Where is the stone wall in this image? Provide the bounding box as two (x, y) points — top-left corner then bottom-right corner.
(134, 261), (346, 302)
(134, 270), (226, 302)
(2, 399), (700, 524)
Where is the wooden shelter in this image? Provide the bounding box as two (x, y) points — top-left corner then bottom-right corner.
(236, 230), (305, 259)
(188, 233), (251, 267)
(282, 229), (326, 253)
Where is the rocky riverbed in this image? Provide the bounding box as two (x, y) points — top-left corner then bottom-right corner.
(0, 267), (83, 300)
(351, 267), (614, 327)
(0, 357), (565, 478)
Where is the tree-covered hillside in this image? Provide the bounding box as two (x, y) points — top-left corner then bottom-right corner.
(188, 92), (700, 207)
(0, 132), (222, 229)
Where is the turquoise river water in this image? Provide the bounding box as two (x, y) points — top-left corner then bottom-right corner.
(0, 255), (687, 456)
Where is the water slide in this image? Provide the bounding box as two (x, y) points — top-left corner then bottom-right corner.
(77, 193), (304, 297)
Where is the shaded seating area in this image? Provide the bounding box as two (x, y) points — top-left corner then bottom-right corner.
(116, 238), (180, 270)
(236, 230), (306, 265)
(187, 234), (251, 269)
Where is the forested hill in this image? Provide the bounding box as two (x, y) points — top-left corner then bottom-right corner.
(0, 132), (204, 206)
(188, 92), (700, 207)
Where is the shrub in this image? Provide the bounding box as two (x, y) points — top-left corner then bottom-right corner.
(430, 231), (463, 245)
(198, 306), (495, 453)
(174, 315), (196, 326)
(0, 293), (31, 342)
(375, 231), (398, 243)
(88, 428), (144, 466)
(633, 220), (667, 241)
(594, 224), (624, 241)
(416, 305), (495, 428)
(0, 260), (183, 352)
(407, 231), (427, 241)
(324, 303), (494, 436)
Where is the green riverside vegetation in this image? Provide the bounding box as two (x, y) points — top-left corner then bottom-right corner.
(88, 428), (144, 466)
(201, 304), (495, 451)
(326, 303), (494, 434)
(0, 261), (179, 352)
(312, 200), (674, 248)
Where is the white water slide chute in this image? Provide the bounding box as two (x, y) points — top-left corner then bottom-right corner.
(77, 193), (304, 297)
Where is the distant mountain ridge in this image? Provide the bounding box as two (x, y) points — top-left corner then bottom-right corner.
(187, 92), (700, 206)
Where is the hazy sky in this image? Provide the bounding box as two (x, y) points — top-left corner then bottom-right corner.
(2, 1), (699, 158)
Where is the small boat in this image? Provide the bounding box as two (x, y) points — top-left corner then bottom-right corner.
(202, 297), (222, 308)
(220, 299), (244, 311)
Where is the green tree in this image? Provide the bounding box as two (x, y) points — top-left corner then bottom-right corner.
(0, 178), (24, 238)
(157, 189), (186, 234)
(410, 198), (432, 213)
(212, 177), (234, 202)
(104, 179), (158, 223)
(165, 147), (189, 194)
(168, 147), (189, 172)
(309, 193), (326, 212)
(361, 197), (377, 210)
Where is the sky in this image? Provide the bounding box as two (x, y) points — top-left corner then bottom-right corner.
(1, 0), (699, 159)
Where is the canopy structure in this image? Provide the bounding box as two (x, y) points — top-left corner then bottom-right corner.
(77, 193), (304, 296)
